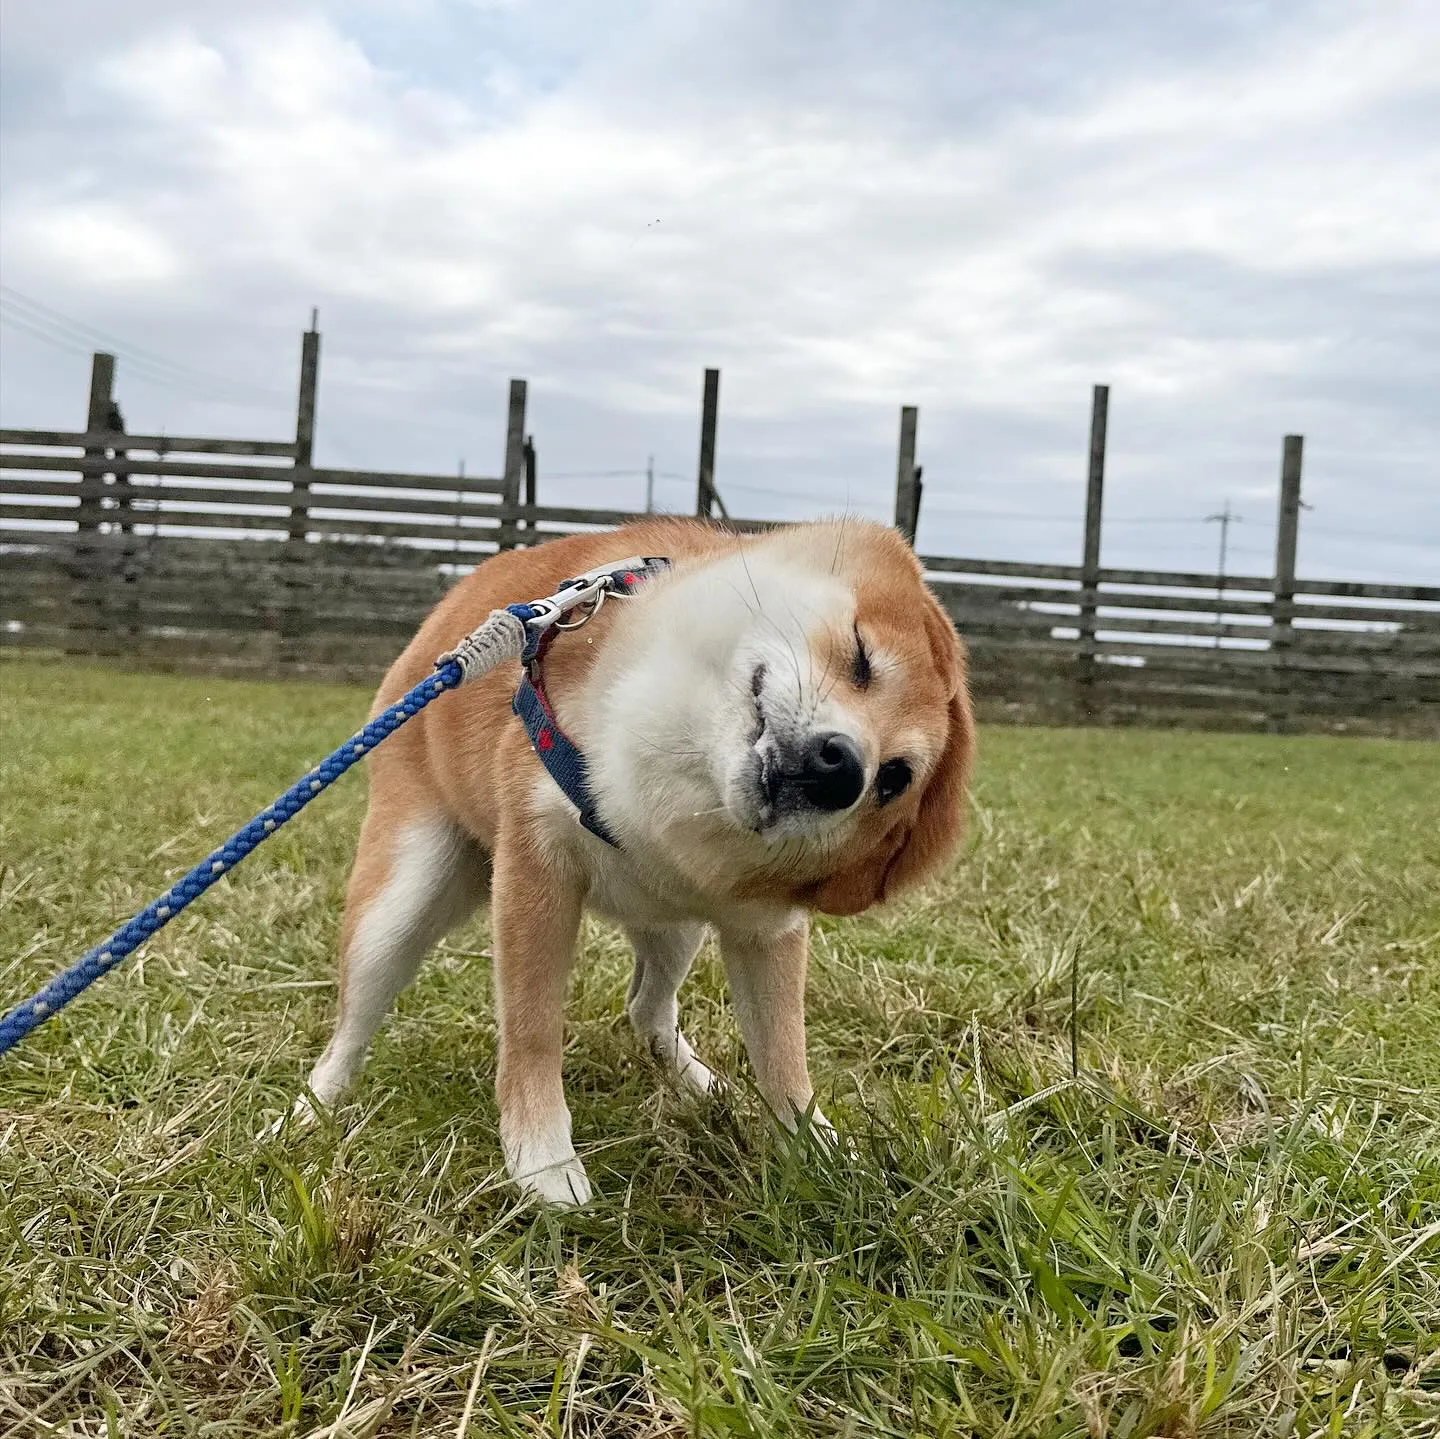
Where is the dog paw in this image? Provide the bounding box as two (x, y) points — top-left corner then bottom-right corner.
(801, 1107), (859, 1164)
(504, 1119), (593, 1208)
(648, 1031), (718, 1098)
(808, 1107), (838, 1142)
(512, 1152), (594, 1208)
(258, 1093), (322, 1143)
(676, 1052), (718, 1096)
(785, 1104), (849, 1155)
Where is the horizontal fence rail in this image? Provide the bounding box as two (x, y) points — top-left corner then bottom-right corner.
(917, 557), (1439, 734)
(3, 340), (1436, 738)
(5, 504), (1436, 734)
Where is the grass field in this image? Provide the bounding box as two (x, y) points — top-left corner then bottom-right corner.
(1, 657), (1437, 1438)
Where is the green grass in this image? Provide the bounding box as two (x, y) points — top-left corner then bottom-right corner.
(1, 657), (1437, 1438)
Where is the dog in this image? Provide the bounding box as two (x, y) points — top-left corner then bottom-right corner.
(289, 517), (974, 1204)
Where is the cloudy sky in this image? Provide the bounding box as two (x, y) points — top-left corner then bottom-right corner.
(2, 0), (1437, 583)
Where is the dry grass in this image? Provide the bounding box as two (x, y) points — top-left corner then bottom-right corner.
(1, 658), (1437, 1436)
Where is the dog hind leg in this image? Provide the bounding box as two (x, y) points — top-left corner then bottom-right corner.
(625, 923), (715, 1094)
(293, 812), (488, 1122)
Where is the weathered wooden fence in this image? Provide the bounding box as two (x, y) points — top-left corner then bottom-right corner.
(3, 327), (1437, 737)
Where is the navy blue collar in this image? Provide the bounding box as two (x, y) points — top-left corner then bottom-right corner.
(511, 558), (670, 846)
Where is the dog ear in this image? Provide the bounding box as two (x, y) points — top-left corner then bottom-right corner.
(806, 595), (974, 917)
(880, 595), (974, 898)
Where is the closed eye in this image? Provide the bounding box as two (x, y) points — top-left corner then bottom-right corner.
(876, 758), (912, 806)
(851, 625), (872, 690)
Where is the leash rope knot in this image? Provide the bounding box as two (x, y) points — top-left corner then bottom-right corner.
(0, 555), (668, 1056)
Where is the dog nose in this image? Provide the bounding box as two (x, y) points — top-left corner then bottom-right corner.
(797, 733), (865, 812)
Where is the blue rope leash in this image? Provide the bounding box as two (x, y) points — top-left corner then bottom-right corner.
(0, 660), (465, 1057)
(0, 554), (665, 1059)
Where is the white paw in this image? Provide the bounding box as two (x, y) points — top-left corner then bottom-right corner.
(524, 1154), (593, 1207)
(807, 1107), (838, 1143)
(259, 1092), (323, 1142)
(781, 1103), (844, 1152)
(800, 1107), (857, 1163)
(676, 1052), (718, 1096)
(509, 1149), (593, 1207)
(647, 1030), (717, 1097)
(503, 1115), (593, 1207)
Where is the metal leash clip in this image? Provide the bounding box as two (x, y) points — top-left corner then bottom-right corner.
(553, 586), (608, 630)
(537, 555), (649, 634)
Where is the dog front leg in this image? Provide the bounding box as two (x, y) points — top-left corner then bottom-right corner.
(718, 915), (833, 1138)
(491, 834), (590, 1206)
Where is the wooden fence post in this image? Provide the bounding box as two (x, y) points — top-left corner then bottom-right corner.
(1076, 384), (1109, 703)
(696, 368), (727, 519)
(289, 323), (320, 542)
(499, 379), (527, 551)
(280, 321), (321, 664)
(67, 353), (121, 654)
(1268, 434), (1304, 731)
(894, 405), (920, 544)
(79, 353), (116, 538)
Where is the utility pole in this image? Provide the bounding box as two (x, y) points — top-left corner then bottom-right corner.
(1077, 384), (1108, 695)
(1204, 500), (1242, 648)
(645, 454), (655, 513)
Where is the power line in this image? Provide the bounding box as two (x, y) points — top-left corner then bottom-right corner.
(1306, 524), (1434, 546)
(540, 468), (650, 480)
(0, 303), (261, 407)
(540, 463), (1436, 553)
(0, 285), (281, 397)
(0, 285), (288, 407)
(0, 307), (278, 410)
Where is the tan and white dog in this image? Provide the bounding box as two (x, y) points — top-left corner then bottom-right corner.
(291, 517), (974, 1204)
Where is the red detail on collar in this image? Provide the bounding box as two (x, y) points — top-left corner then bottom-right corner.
(538, 726), (555, 751)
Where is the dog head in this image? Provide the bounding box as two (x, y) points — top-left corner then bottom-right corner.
(594, 520), (974, 914)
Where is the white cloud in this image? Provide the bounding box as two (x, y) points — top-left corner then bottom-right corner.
(9, 201), (181, 284)
(0, 0), (1436, 579)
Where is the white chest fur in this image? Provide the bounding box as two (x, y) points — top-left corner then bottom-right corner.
(530, 777), (796, 937)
